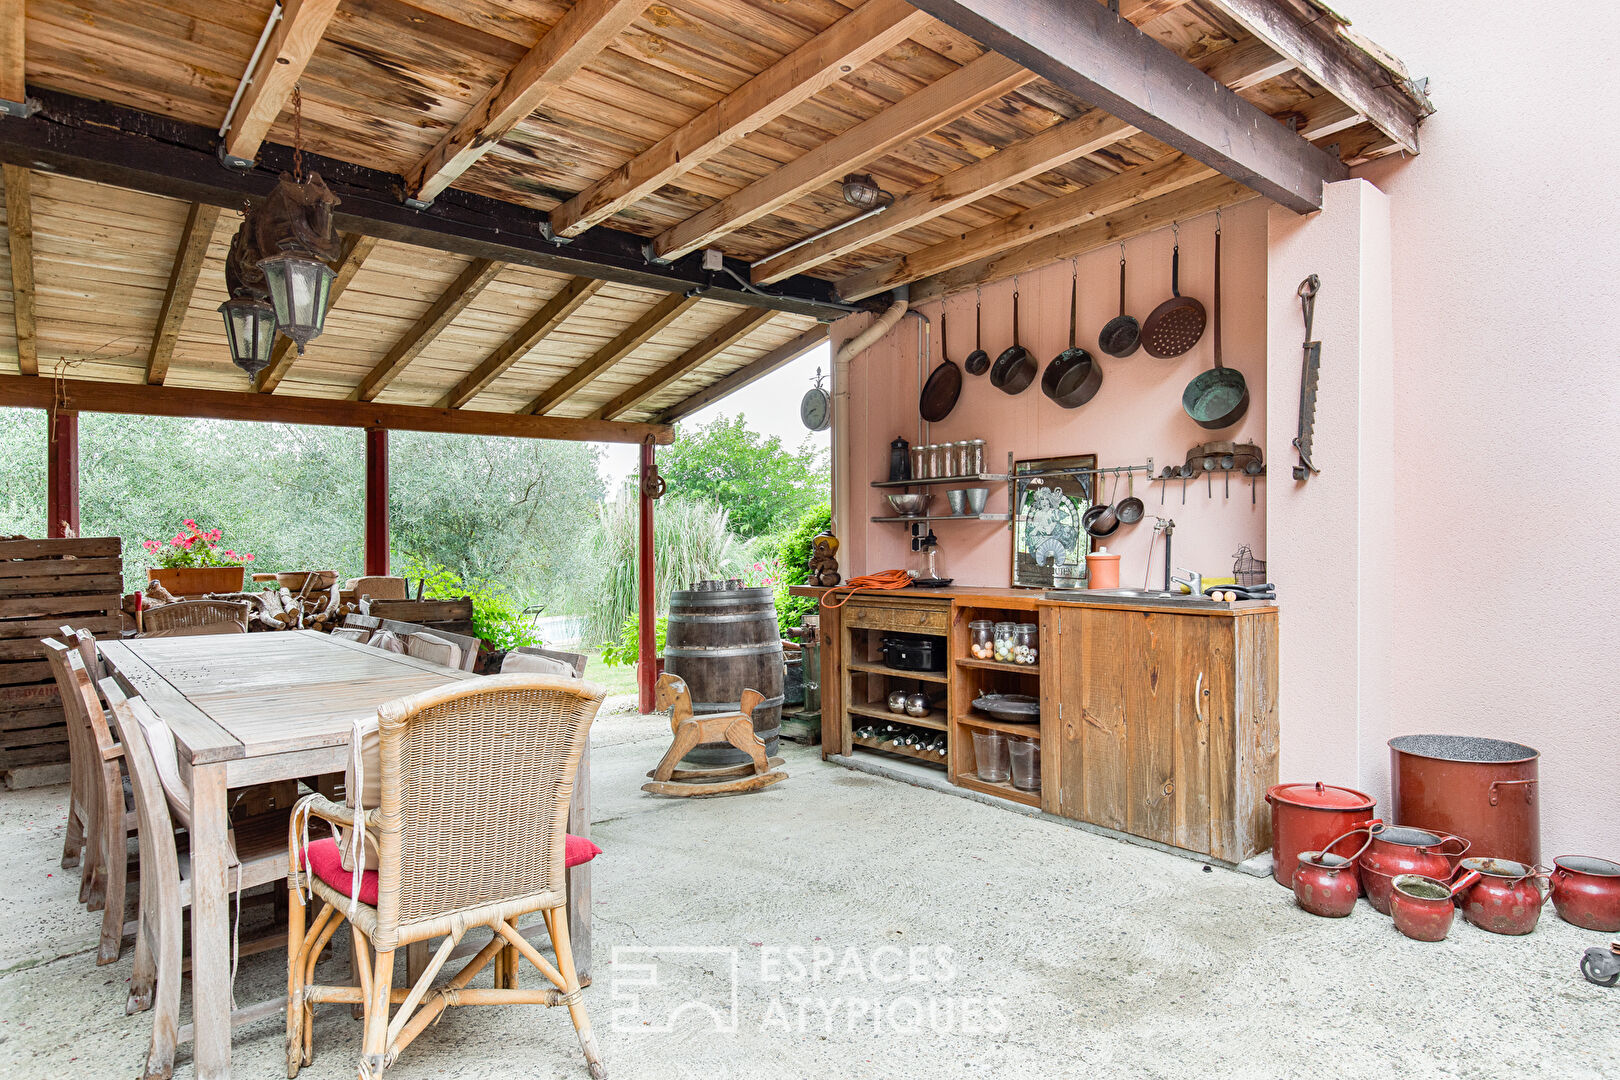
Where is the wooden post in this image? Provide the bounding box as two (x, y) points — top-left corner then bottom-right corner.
(636, 439), (657, 714)
(46, 410), (80, 539)
(364, 428), (389, 576)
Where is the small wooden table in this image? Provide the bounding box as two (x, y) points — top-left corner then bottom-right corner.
(98, 631), (592, 1080)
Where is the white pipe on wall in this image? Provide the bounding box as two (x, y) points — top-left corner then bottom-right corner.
(831, 290), (909, 543)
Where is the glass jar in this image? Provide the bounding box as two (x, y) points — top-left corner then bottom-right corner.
(968, 620), (994, 660)
(910, 445), (928, 480)
(1013, 623), (1039, 665)
(928, 443), (950, 478)
(992, 621), (1017, 663)
(967, 438), (986, 475)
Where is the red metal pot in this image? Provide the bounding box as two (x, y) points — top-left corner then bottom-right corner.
(1550, 856), (1620, 932)
(1389, 734), (1539, 866)
(1457, 857), (1549, 935)
(1266, 781), (1377, 889)
(1358, 823), (1470, 916)
(1293, 825), (1375, 918)
(1389, 871), (1481, 942)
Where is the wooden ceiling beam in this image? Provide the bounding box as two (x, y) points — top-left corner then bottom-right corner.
(0, 373), (673, 445)
(1203, 0), (1425, 154)
(1, 0), (24, 103)
(657, 325), (828, 424)
(550, 0), (933, 239)
(651, 52), (1035, 262)
(905, 0), (1345, 213)
(222, 0), (343, 162)
(145, 203), (223, 385)
(2, 164), (35, 376)
(751, 31), (1296, 285)
(838, 152), (1214, 301)
(908, 175), (1259, 304)
(523, 293), (699, 416)
(593, 307), (775, 421)
(256, 232), (379, 393)
(406, 0), (652, 205)
(438, 275), (603, 409)
(354, 257), (505, 402)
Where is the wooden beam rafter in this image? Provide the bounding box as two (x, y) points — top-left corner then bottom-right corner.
(0, 373), (672, 445)
(2, 164), (35, 375)
(145, 203), (223, 385)
(353, 258), (505, 402)
(906, 0), (1346, 213)
(438, 275), (603, 409)
(651, 52), (1035, 261)
(256, 233), (379, 393)
(593, 307), (774, 421)
(223, 0), (343, 162)
(406, 0), (651, 204)
(523, 293), (699, 416)
(656, 325), (828, 424)
(1, 0), (24, 104)
(838, 151), (1215, 301)
(550, 0), (932, 239)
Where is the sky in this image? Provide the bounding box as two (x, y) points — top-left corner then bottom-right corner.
(593, 341), (832, 491)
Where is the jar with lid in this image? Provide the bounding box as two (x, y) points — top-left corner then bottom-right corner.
(968, 620), (995, 660)
(1013, 623), (1039, 665)
(927, 443), (950, 478)
(966, 439), (986, 476)
(952, 441), (971, 477)
(992, 621), (1017, 663)
(909, 444), (928, 480)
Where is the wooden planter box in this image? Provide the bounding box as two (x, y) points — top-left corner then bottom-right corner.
(148, 566), (245, 597)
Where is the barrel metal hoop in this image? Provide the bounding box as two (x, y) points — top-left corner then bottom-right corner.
(666, 611), (779, 626)
(664, 645), (784, 660)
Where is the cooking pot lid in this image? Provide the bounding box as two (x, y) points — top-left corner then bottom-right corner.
(1268, 781), (1375, 811)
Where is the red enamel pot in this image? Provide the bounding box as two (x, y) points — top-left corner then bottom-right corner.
(1549, 856), (1620, 932)
(1266, 781), (1377, 889)
(1358, 823), (1471, 916)
(1389, 870), (1481, 942)
(1457, 858), (1549, 936)
(1293, 825), (1376, 918)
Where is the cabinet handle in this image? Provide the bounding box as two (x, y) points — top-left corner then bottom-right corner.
(1195, 671), (1206, 724)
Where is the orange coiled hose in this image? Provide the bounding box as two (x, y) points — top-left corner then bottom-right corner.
(819, 569), (916, 609)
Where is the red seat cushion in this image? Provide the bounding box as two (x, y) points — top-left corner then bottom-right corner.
(301, 834), (601, 906)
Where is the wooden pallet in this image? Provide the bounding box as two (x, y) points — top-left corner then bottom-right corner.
(0, 537), (123, 785)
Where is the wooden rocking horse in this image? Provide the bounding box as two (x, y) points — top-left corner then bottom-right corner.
(643, 672), (787, 797)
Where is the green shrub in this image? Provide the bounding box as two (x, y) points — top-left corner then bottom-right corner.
(397, 554), (539, 651)
(600, 614), (666, 668)
(772, 501), (831, 631)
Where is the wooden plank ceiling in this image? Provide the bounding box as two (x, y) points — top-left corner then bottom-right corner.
(0, 0), (1427, 429)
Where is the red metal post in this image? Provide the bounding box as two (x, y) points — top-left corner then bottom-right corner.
(46, 410), (80, 539)
(364, 428), (389, 575)
(636, 439), (657, 713)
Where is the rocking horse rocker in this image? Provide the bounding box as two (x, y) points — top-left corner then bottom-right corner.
(643, 672), (787, 797)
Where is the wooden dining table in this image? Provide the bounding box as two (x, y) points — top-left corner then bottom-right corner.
(98, 630), (593, 1080)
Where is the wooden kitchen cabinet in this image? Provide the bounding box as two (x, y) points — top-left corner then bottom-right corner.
(1044, 603), (1278, 862)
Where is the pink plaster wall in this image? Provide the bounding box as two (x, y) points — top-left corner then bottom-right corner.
(832, 200), (1270, 590)
(1348, 2), (1620, 856)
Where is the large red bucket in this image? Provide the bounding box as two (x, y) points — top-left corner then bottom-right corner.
(1266, 781), (1377, 889)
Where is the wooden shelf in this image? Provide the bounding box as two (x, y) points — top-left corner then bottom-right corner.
(952, 772), (1041, 807)
(956, 712), (1041, 737)
(852, 735), (947, 767)
(955, 657), (1040, 675)
(848, 660), (948, 684)
(847, 701), (946, 731)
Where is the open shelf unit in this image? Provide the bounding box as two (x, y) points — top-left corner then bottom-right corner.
(947, 596), (1045, 809)
(840, 607), (950, 771)
(847, 700), (947, 731)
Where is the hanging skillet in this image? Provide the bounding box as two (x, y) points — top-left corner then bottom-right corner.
(991, 282), (1036, 394)
(919, 305), (961, 423)
(1098, 242), (1141, 358)
(1181, 214), (1249, 429)
(964, 286), (989, 375)
(1141, 222), (1206, 359)
(1042, 257), (1102, 409)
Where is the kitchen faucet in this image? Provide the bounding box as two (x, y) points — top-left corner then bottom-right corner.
(1171, 567), (1202, 596)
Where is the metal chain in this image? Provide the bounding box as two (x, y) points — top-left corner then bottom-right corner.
(292, 84), (304, 183)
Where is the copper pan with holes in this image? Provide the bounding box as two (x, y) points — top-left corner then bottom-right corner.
(1142, 227), (1206, 359)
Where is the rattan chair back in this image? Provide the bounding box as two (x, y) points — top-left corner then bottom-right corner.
(140, 599), (251, 637)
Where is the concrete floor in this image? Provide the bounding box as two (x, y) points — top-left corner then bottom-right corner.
(0, 711), (1612, 1080)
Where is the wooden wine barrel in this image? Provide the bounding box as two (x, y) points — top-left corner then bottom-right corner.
(664, 586), (783, 765)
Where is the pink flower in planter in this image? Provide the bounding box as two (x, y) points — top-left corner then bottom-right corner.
(183, 519), (197, 530)
(143, 540), (161, 553)
(243, 553), (255, 562)
(207, 529), (222, 543)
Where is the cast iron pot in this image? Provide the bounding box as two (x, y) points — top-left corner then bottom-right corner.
(991, 290), (1036, 394)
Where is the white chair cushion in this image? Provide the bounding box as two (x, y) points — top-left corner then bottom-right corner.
(342, 718), (380, 871)
(406, 632), (462, 670)
(500, 651), (578, 678)
(368, 630), (405, 654)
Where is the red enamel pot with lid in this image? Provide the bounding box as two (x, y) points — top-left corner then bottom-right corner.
(1265, 781), (1378, 888)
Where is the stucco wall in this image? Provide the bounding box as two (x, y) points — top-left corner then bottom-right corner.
(1349, 2), (1620, 856)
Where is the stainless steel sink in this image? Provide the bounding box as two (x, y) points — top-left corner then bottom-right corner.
(1044, 588), (1268, 611)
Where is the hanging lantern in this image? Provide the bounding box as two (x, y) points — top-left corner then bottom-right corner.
(840, 173), (891, 212)
(256, 250), (334, 354)
(217, 297), (278, 375)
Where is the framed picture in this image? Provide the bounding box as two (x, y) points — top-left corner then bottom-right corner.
(1011, 454), (1097, 589)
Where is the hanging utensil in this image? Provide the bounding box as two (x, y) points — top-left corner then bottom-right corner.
(1246, 458), (1262, 504)
(1116, 470), (1144, 525)
(965, 286), (990, 375)
(918, 306), (961, 423)
(1098, 242), (1141, 358)
(1142, 222), (1206, 359)
(1293, 274), (1322, 479)
(1042, 257), (1102, 409)
(1160, 466), (1171, 505)
(1180, 217), (1250, 428)
(991, 282), (1036, 394)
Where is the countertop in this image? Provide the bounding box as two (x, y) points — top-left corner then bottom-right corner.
(789, 583), (1277, 617)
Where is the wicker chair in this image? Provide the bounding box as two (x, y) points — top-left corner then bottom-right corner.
(140, 599), (251, 637)
(287, 674), (608, 1080)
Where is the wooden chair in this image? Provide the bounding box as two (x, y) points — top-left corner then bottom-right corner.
(48, 624), (105, 870)
(344, 613), (480, 673)
(287, 674), (608, 1080)
(502, 646), (588, 679)
(41, 637), (132, 963)
(140, 599), (251, 638)
(101, 679), (290, 1080)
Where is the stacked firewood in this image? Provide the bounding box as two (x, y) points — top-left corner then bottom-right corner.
(134, 579), (363, 632)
